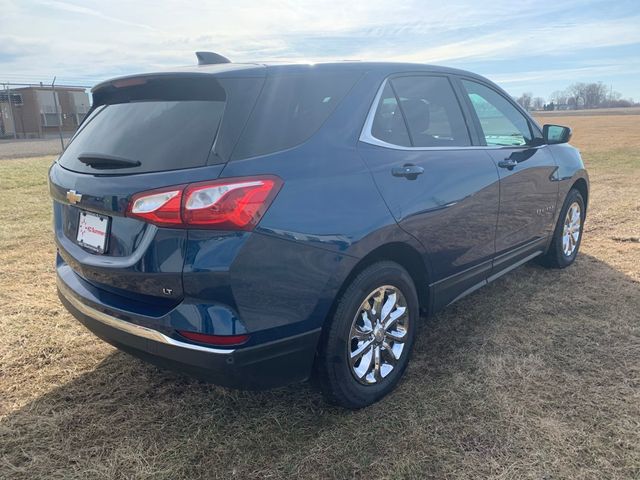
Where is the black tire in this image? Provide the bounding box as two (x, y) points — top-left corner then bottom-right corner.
(539, 188), (585, 268)
(315, 261), (419, 409)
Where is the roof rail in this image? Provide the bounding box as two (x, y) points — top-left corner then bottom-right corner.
(196, 51), (231, 65)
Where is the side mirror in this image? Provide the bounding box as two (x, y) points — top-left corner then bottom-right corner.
(543, 124), (572, 144)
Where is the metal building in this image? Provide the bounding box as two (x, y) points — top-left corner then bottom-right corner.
(1, 86), (90, 139)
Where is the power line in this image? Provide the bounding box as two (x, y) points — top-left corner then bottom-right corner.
(1, 74), (98, 82)
(2, 82), (92, 89)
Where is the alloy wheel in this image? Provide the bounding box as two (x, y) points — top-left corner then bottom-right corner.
(348, 285), (410, 385)
(562, 201), (581, 257)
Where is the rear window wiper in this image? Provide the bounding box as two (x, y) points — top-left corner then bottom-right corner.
(78, 153), (141, 169)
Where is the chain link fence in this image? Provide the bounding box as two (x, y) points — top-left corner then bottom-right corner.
(1, 81), (91, 157)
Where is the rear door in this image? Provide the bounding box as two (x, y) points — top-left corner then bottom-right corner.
(50, 74), (263, 300)
(458, 78), (559, 273)
(358, 74), (500, 309)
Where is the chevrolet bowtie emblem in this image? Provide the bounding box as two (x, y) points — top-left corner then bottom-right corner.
(66, 190), (82, 204)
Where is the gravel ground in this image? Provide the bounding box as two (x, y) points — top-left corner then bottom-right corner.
(0, 138), (67, 160)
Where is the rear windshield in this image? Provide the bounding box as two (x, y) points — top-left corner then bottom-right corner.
(231, 71), (361, 160)
(59, 100), (224, 174)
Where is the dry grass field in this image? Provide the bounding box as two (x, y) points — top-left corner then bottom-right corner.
(536, 106), (640, 117)
(0, 113), (639, 479)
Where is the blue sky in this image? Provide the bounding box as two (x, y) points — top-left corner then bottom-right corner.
(1, 0), (639, 100)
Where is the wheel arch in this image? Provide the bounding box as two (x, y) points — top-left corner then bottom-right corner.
(571, 177), (589, 211)
(329, 242), (430, 321)
(313, 241), (430, 372)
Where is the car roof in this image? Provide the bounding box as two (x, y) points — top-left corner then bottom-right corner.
(186, 60), (483, 78)
(93, 60), (489, 92)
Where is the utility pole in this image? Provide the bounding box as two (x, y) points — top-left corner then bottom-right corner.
(52, 76), (64, 151)
(5, 83), (17, 139)
(610, 84), (613, 104)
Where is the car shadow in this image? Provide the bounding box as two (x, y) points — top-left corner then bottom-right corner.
(2, 253), (639, 479)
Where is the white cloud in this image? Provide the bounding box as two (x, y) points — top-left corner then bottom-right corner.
(0, 35), (47, 56)
(489, 64), (640, 84)
(352, 17), (640, 64)
(0, 0), (638, 98)
(36, 0), (158, 31)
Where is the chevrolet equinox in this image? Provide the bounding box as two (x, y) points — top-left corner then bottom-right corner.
(51, 53), (589, 408)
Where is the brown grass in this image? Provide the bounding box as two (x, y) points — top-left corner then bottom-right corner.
(536, 106), (640, 117)
(537, 114), (640, 154)
(0, 114), (639, 479)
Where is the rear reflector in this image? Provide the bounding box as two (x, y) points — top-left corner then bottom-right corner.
(177, 330), (250, 346)
(126, 175), (282, 230)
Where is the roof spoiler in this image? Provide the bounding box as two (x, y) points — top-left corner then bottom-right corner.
(196, 51), (231, 65)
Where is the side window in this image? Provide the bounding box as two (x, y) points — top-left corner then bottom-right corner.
(461, 80), (533, 147)
(371, 82), (411, 147)
(390, 76), (470, 147)
(231, 71), (361, 160)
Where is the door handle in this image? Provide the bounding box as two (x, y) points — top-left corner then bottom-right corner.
(392, 164), (424, 180)
(498, 158), (518, 169)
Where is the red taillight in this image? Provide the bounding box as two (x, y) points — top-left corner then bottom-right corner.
(183, 178), (280, 230)
(177, 330), (250, 346)
(126, 176), (282, 230)
(128, 186), (185, 225)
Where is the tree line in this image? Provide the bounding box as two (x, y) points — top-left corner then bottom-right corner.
(514, 82), (637, 111)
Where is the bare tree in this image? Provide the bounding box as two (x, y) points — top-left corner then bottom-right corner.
(601, 90), (633, 108)
(567, 83), (586, 109)
(550, 90), (569, 105)
(516, 92), (532, 110)
(533, 97), (545, 110)
(546, 83), (637, 109)
(583, 82), (608, 108)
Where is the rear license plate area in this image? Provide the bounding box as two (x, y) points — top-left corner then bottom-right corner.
(76, 211), (110, 254)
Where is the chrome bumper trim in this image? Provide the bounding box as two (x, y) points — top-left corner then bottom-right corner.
(57, 277), (235, 355)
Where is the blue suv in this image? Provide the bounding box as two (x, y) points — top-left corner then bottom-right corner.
(51, 53), (589, 408)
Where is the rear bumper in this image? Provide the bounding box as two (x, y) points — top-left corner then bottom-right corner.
(57, 272), (321, 390)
